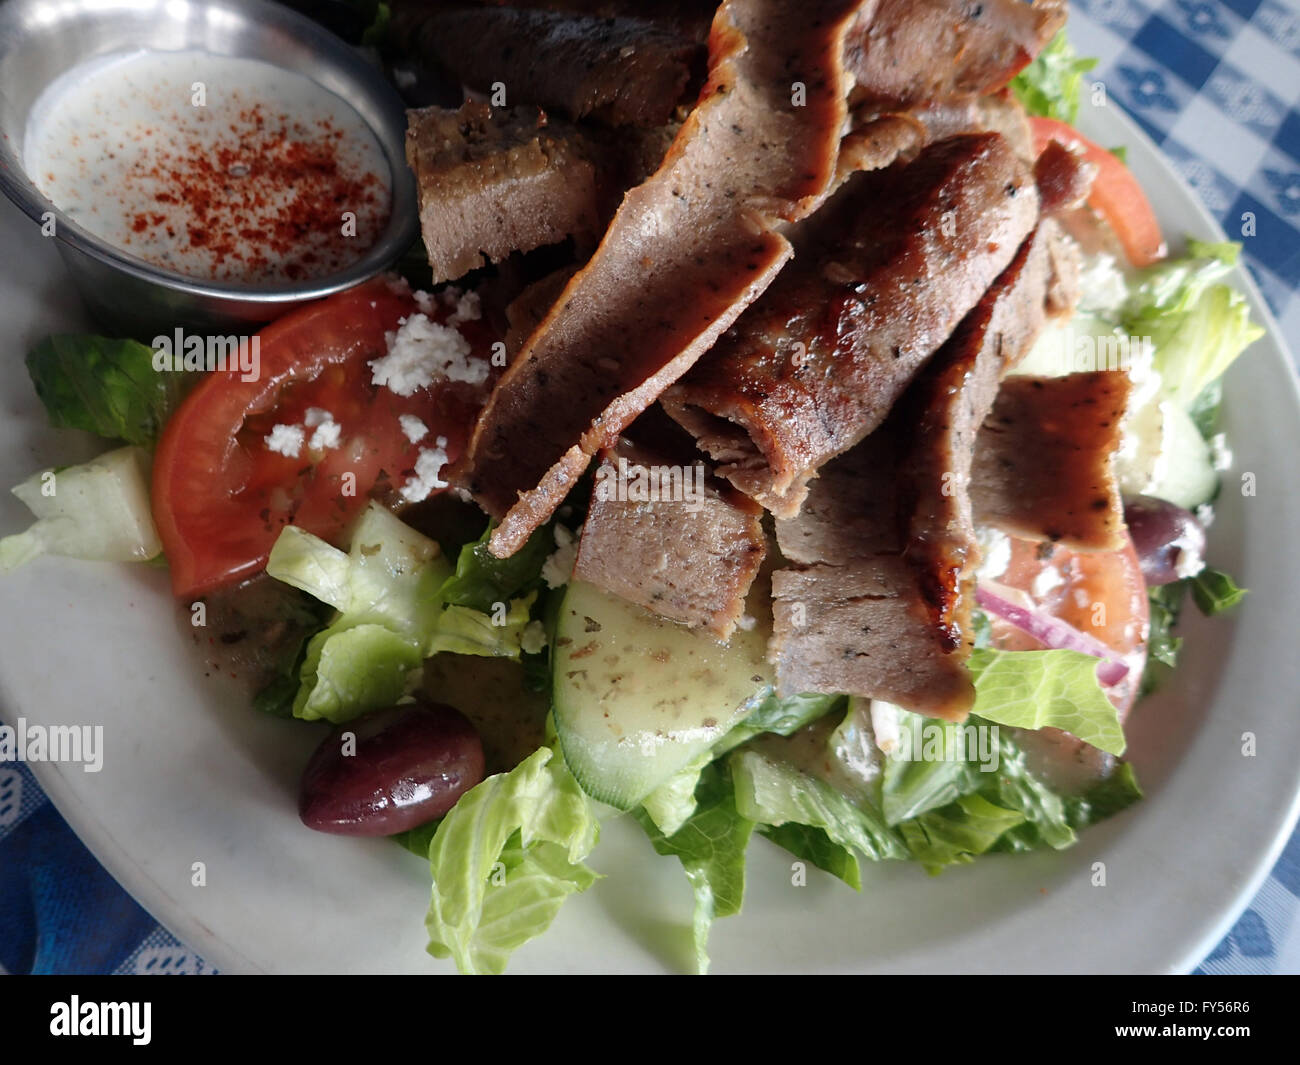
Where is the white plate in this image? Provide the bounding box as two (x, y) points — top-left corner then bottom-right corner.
(3, 99), (1299, 975)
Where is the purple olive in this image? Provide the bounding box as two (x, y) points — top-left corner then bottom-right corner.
(299, 702), (485, 836)
(1123, 495), (1207, 587)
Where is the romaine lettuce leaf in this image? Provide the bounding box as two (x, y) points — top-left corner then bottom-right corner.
(730, 748), (905, 864)
(968, 647), (1126, 756)
(1190, 565), (1248, 616)
(266, 503), (451, 722)
(427, 591), (537, 659)
(1009, 31), (1096, 123)
(1122, 240), (1264, 410)
(0, 446), (162, 572)
(421, 746), (600, 975)
(899, 794), (1026, 874)
(633, 763), (755, 975)
(438, 520), (552, 614)
(25, 335), (192, 448)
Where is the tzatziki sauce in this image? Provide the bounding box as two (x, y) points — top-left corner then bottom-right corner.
(25, 50), (391, 285)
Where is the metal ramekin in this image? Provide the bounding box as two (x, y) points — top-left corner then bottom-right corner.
(0, 0), (418, 335)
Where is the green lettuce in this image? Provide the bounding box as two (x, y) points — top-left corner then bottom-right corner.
(420, 747), (600, 975)
(1009, 31), (1096, 123)
(730, 748), (905, 889)
(427, 592), (538, 659)
(968, 647), (1126, 756)
(266, 503), (450, 722)
(438, 521), (552, 614)
(900, 794), (1027, 873)
(1190, 566), (1248, 616)
(633, 763), (755, 975)
(26, 335), (191, 448)
(1122, 240), (1264, 410)
(0, 446), (162, 572)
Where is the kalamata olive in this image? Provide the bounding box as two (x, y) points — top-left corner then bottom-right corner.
(299, 701), (485, 836)
(1123, 495), (1207, 586)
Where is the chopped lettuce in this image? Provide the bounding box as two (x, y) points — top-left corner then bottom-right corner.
(427, 591), (538, 659)
(633, 763), (755, 975)
(420, 747), (600, 975)
(1009, 31), (1096, 123)
(0, 446), (161, 572)
(438, 520), (552, 614)
(731, 747), (905, 873)
(1190, 566), (1248, 616)
(879, 712), (978, 825)
(1122, 240), (1264, 411)
(266, 503), (450, 722)
(968, 648), (1126, 756)
(899, 794), (1027, 874)
(640, 749), (714, 837)
(26, 335), (191, 448)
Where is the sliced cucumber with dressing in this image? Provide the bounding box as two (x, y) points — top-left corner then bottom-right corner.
(552, 580), (772, 808)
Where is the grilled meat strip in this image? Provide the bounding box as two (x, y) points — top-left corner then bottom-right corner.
(663, 133), (1039, 518)
(452, 0), (872, 558)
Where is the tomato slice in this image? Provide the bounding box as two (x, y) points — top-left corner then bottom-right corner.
(1029, 116), (1166, 268)
(987, 534), (1150, 718)
(152, 278), (493, 598)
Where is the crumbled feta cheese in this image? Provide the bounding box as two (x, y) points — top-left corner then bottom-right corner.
(1174, 546), (1206, 580)
(399, 436), (450, 503)
(735, 613), (757, 632)
(975, 526), (1012, 582)
(371, 314), (486, 396)
(264, 423), (305, 457)
(446, 289), (482, 326)
(303, 407), (332, 428)
(542, 524), (579, 589)
(1210, 432), (1233, 472)
(1031, 565), (1064, 599)
(1076, 252), (1128, 318)
(1195, 503), (1216, 529)
(414, 290), (436, 316)
(520, 620), (548, 655)
(398, 414), (429, 444)
(309, 418), (342, 451)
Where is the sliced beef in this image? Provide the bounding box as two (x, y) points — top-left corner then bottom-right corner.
(400, 5), (703, 127)
(452, 0), (868, 558)
(846, 0), (1066, 108)
(768, 225), (1055, 719)
(769, 435), (977, 719)
(971, 372), (1132, 550)
(405, 102), (602, 284)
(574, 431), (766, 641)
(663, 133), (1039, 518)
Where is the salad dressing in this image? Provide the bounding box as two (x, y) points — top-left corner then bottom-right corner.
(24, 50), (391, 284)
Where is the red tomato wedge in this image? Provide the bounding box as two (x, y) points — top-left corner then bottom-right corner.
(153, 278), (493, 598)
(987, 535), (1150, 718)
(1030, 116), (1167, 268)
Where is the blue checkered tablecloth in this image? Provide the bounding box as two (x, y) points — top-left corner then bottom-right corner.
(2, 0), (1300, 976)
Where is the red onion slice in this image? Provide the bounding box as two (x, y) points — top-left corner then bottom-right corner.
(975, 584), (1130, 687)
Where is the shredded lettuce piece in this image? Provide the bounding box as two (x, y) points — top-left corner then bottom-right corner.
(633, 763), (754, 975)
(968, 648), (1126, 756)
(900, 794), (1027, 874)
(731, 747), (905, 874)
(438, 520), (552, 613)
(1009, 31), (1096, 123)
(420, 747), (600, 975)
(0, 446), (161, 572)
(1122, 240), (1264, 410)
(25, 335), (192, 448)
(266, 503), (450, 722)
(427, 591), (537, 659)
(1190, 566), (1248, 616)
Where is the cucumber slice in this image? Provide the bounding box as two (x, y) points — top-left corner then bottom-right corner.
(552, 580), (772, 808)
